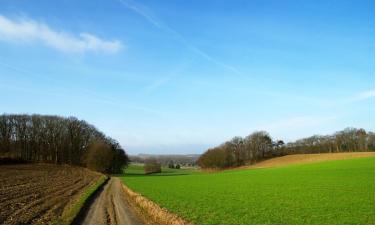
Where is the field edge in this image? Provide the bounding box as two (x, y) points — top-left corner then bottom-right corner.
(53, 174), (108, 225)
(121, 182), (194, 225)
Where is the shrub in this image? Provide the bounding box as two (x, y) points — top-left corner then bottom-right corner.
(144, 159), (161, 174)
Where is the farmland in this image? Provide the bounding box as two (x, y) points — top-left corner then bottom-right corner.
(122, 156), (375, 225)
(243, 152), (375, 169)
(0, 164), (103, 225)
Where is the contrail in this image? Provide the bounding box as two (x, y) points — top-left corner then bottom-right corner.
(116, 0), (242, 76)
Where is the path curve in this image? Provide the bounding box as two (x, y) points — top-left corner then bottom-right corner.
(80, 177), (146, 225)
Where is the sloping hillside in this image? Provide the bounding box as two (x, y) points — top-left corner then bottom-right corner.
(250, 152), (375, 169)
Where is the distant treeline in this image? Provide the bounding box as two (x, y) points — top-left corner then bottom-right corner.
(198, 128), (375, 169)
(130, 154), (199, 167)
(0, 114), (129, 173)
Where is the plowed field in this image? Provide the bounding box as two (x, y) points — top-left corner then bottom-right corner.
(0, 164), (102, 225)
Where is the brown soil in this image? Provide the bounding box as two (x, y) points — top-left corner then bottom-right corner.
(0, 164), (102, 225)
(248, 152), (375, 169)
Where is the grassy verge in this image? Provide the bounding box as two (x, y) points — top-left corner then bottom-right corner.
(122, 183), (193, 225)
(53, 175), (107, 225)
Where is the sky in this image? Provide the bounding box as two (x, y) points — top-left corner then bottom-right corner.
(1, 0), (375, 155)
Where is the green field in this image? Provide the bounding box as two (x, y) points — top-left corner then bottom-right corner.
(122, 157), (375, 225)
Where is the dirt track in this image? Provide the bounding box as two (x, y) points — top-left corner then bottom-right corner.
(80, 177), (146, 225)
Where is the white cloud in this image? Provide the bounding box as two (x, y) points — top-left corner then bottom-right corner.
(344, 90), (375, 103)
(355, 90), (375, 101)
(0, 15), (122, 54)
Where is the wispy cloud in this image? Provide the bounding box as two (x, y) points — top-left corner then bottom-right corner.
(352, 90), (375, 101)
(140, 61), (191, 95)
(0, 60), (162, 115)
(0, 15), (122, 54)
(343, 90), (375, 103)
(116, 0), (242, 75)
(141, 75), (175, 95)
(117, 0), (162, 28)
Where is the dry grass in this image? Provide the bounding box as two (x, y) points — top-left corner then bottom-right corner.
(247, 152), (375, 169)
(122, 183), (194, 225)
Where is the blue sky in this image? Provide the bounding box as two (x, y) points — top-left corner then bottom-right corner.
(1, 0), (375, 155)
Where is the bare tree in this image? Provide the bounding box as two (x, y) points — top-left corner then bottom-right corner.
(0, 114), (129, 173)
(198, 127), (375, 169)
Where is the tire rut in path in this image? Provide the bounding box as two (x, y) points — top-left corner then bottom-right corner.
(79, 177), (146, 225)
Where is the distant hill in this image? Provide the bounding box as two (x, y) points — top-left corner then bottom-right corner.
(130, 154), (200, 167)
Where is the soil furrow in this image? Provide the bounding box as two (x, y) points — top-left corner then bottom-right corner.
(0, 164), (101, 225)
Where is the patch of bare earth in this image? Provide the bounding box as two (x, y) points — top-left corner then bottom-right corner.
(0, 164), (102, 225)
(247, 152), (375, 169)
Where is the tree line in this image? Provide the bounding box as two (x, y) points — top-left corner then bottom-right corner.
(0, 114), (129, 173)
(198, 128), (375, 169)
(130, 154), (199, 167)
(285, 128), (375, 154)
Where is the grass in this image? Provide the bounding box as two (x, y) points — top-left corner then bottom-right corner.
(123, 163), (146, 175)
(122, 157), (375, 225)
(54, 175), (107, 225)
